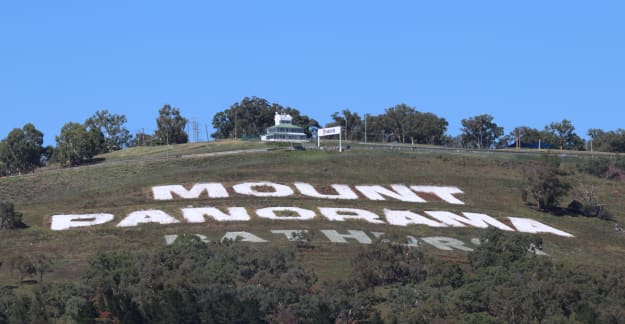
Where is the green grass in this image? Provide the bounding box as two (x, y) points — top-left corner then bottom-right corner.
(1, 143), (625, 284)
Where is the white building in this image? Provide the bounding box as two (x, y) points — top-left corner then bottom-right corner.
(261, 113), (308, 142)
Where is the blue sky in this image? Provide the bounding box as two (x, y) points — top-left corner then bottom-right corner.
(1, 1), (624, 145)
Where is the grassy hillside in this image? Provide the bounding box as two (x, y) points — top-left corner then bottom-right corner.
(1, 141), (624, 284)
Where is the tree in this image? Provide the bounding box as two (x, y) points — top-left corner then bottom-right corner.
(569, 183), (611, 220)
(0, 142), (9, 176)
(86, 110), (132, 152)
(0, 201), (25, 229)
(130, 131), (154, 147)
(0, 124), (46, 175)
(587, 128), (625, 153)
(522, 155), (571, 211)
(9, 255), (36, 285)
(497, 126), (544, 148)
(544, 119), (585, 150)
(154, 105), (188, 145)
(55, 122), (99, 167)
(461, 114), (503, 149)
(366, 104), (448, 144)
(328, 109), (363, 141)
(211, 97), (319, 139)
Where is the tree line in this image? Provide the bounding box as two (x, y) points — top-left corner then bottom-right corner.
(3, 96), (625, 176)
(1, 228), (624, 323)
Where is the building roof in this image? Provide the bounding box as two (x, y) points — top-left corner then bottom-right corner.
(267, 124), (305, 130)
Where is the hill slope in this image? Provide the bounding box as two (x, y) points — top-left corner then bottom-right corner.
(1, 141), (625, 283)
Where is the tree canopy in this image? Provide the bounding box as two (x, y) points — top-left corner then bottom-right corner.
(461, 114), (503, 149)
(85, 110), (132, 152)
(54, 122), (101, 167)
(0, 124), (46, 176)
(212, 97), (320, 139)
(0, 201), (25, 230)
(354, 104), (448, 145)
(154, 105), (188, 145)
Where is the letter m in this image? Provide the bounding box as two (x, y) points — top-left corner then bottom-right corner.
(152, 183), (229, 200)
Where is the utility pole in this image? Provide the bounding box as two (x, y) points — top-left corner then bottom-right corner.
(364, 113), (367, 143)
(205, 124), (209, 142)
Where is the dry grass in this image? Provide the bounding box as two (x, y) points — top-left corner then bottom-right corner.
(1, 144), (624, 283)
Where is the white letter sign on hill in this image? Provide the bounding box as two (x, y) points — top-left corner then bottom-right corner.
(508, 217), (574, 237)
(411, 186), (465, 205)
(355, 185), (427, 203)
(425, 211), (514, 231)
(294, 183), (359, 200)
(153, 183), (229, 200)
(48, 180), (577, 239)
(181, 207), (250, 222)
(50, 214), (114, 231)
(384, 210), (447, 227)
(233, 182), (294, 197)
(117, 210), (180, 227)
(319, 208), (385, 224)
(256, 207), (316, 220)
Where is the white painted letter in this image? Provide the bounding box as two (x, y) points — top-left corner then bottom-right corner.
(509, 217), (574, 237)
(164, 234), (210, 245)
(152, 183), (229, 200)
(233, 182), (294, 197)
(425, 211), (514, 231)
(356, 184), (427, 203)
(421, 237), (474, 251)
(164, 235), (179, 245)
(411, 186), (465, 205)
(256, 207), (316, 220)
(222, 232), (268, 243)
(319, 208), (385, 224)
(321, 230), (372, 244)
(50, 214), (114, 231)
(384, 209), (448, 227)
(271, 230), (308, 241)
(182, 207), (251, 222)
(117, 210), (180, 227)
(294, 183), (359, 200)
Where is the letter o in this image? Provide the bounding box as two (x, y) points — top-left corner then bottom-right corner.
(256, 207), (316, 220)
(233, 182), (294, 197)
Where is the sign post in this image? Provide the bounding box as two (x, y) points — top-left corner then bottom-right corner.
(317, 126), (343, 152)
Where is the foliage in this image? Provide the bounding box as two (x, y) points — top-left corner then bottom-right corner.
(327, 109), (364, 141)
(211, 97), (320, 139)
(384, 229), (625, 323)
(461, 114), (503, 149)
(588, 128), (625, 153)
(0, 123), (46, 176)
(154, 104), (188, 145)
(522, 155), (571, 210)
(0, 200), (25, 229)
(497, 126), (546, 148)
(543, 119), (585, 150)
(468, 228), (542, 269)
(130, 131), (154, 147)
(568, 183), (611, 220)
(363, 104), (448, 144)
(55, 122), (100, 166)
(350, 239), (427, 287)
(86, 110), (132, 152)
(2, 230), (625, 323)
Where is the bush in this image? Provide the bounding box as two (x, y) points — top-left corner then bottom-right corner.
(350, 239), (427, 287)
(0, 201), (25, 229)
(568, 184), (612, 220)
(522, 155), (571, 211)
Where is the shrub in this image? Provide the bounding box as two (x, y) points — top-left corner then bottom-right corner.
(0, 201), (25, 229)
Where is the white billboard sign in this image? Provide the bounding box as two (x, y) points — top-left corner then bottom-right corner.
(318, 126), (342, 137)
(317, 126), (343, 151)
